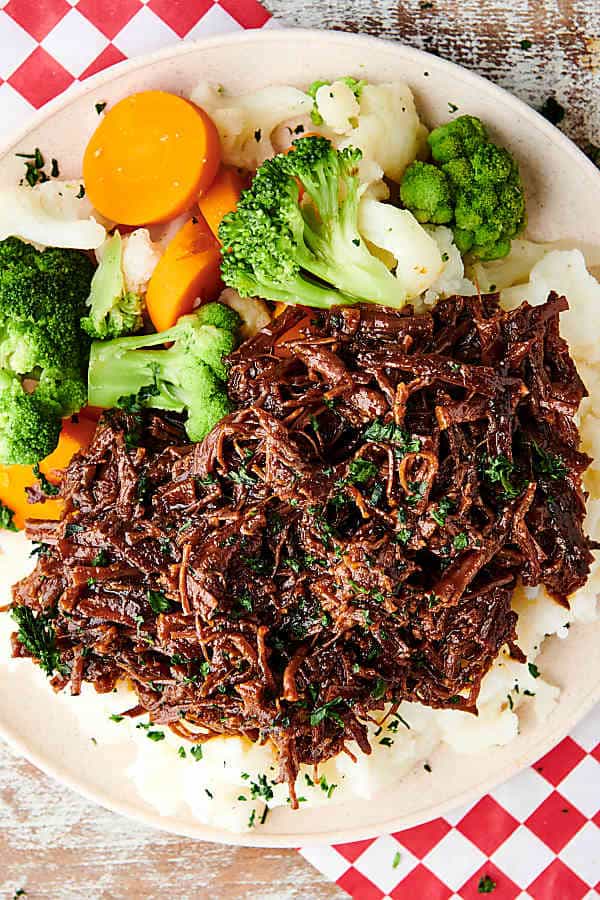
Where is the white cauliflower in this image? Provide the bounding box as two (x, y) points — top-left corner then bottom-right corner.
(314, 79), (360, 134)
(421, 226), (476, 306)
(358, 197), (443, 298)
(218, 288), (271, 341)
(0, 180), (106, 249)
(190, 81), (312, 170)
(313, 81), (428, 183)
(121, 228), (162, 295)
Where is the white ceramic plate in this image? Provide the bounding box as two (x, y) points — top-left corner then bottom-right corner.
(0, 29), (599, 848)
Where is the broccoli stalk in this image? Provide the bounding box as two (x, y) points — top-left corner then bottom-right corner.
(400, 115), (526, 260)
(88, 302), (240, 442)
(81, 231), (144, 339)
(220, 136), (404, 309)
(0, 237), (94, 464)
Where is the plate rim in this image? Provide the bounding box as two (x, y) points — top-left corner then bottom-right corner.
(0, 26), (599, 847)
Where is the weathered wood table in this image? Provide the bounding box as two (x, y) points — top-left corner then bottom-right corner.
(1, 2), (598, 898)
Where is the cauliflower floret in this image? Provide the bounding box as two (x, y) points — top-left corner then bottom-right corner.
(218, 287), (271, 341)
(421, 226), (477, 306)
(314, 79), (360, 134)
(189, 81), (312, 170)
(0, 181), (106, 249)
(469, 238), (552, 293)
(314, 81), (428, 183)
(500, 249), (600, 359)
(121, 228), (162, 295)
(358, 197), (443, 298)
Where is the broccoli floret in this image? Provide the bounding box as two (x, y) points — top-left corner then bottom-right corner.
(219, 136), (404, 309)
(0, 371), (62, 465)
(0, 237), (93, 464)
(399, 115), (526, 260)
(0, 500), (17, 532)
(307, 76), (365, 125)
(87, 303), (240, 441)
(81, 231), (144, 340)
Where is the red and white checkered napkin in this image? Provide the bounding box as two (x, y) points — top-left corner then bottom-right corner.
(0, 3), (598, 897)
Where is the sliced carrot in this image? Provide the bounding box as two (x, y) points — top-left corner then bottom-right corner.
(83, 91), (221, 226)
(0, 417), (97, 529)
(273, 302), (288, 317)
(274, 314), (314, 358)
(198, 165), (246, 241)
(41, 416), (98, 485)
(145, 213), (222, 332)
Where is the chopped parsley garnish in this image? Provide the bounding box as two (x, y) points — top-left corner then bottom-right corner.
(347, 458), (378, 484)
(248, 809), (256, 828)
(0, 501), (17, 532)
(528, 662), (540, 679)
(448, 102), (459, 113)
(453, 532), (468, 550)
(372, 677), (387, 700)
(310, 696), (345, 728)
(92, 550), (109, 566)
(146, 730), (165, 742)
(146, 590), (173, 614)
(250, 773), (274, 801)
(190, 744), (203, 761)
(11, 605), (66, 677)
(531, 442), (567, 480)
(65, 523), (84, 536)
(392, 851), (402, 868)
(379, 736), (394, 747)
(178, 746), (187, 758)
(478, 874), (497, 893)
(363, 419), (421, 455)
(482, 454), (521, 498)
(430, 497), (454, 526)
(76, 184), (85, 199)
(16, 147), (48, 186)
(95, 101), (107, 114)
(109, 714), (124, 723)
(228, 464), (258, 487)
(520, 38), (532, 49)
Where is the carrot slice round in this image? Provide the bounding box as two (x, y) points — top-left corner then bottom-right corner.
(145, 213), (222, 332)
(198, 165), (246, 240)
(83, 91), (221, 226)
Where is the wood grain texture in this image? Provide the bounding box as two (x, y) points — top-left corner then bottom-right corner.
(0, 741), (341, 899)
(265, 0), (600, 149)
(1, 3), (598, 898)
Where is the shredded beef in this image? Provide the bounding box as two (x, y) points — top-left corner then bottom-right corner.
(12, 293), (595, 802)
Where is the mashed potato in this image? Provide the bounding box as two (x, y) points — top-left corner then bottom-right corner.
(0, 243), (598, 833)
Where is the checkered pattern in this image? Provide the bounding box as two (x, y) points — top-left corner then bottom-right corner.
(302, 704), (600, 898)
(0, 4), (598, 898)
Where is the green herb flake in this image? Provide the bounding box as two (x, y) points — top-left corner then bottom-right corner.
(424, 763), (432, 773)
(11, 606), (66, 678)
(178, 746), (187, 759)
(31, 463), (59, 496)
(76, 184), (85, 199)
(95, 101), (107, 114)
(528, 662), (540, 679)
(430, 497), (454, 526)
(310, 696), (345, 728)
(147, 590), (172, 614)
(372, 677), (387, 700)
(520, 38), (532, 50)
(109, 714), (124, 723)
(190, 744), (203, 761)
(453, 532), (468, 550)
(448, 102), (459, 113)
(146, 730), (165, 742)
(478, 874), (497, 893)
(392, 851), (402, 869)
(379, 736), (394, 747)
(0, 501), (17, 532)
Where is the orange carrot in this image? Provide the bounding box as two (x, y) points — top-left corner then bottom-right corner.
(198, 165), (246, 240)
(145, 213), (222, 332)
(83, 91), (221, 226)
(273, 302), (288, 317)
(0, 417), (97, 529)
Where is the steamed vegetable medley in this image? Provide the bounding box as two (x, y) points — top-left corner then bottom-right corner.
(0, 76), (528, 529)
